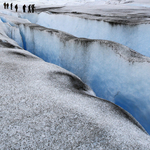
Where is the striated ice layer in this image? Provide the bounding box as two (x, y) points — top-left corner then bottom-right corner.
(1, 8), (150, 57)
(20, 12), (150, 57)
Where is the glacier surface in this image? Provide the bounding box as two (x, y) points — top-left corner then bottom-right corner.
(1, 11), (150, 134)
(0, 23), (150, 149)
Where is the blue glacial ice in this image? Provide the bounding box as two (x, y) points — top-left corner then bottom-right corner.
(20, 12), (150, 57)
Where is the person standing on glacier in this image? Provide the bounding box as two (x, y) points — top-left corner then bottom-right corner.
(3, 2), (6, 9)
(15, 4), (18, 12)
(31, 4), (35, 13)
(23, 4), (26, 13)
(10, 3), (13, 10)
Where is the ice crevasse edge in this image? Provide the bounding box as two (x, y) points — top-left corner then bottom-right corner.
(20, 12), (150, 58)
(2, 10), (150, 58)
(0, 12), (150, 134)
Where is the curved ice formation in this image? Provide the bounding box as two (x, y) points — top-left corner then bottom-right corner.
(20, 12), (150, 57)
(0, 29), (150, 149)
(1, 11), (150, 134)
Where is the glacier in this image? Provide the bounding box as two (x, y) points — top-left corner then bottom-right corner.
(0, 0), (150, 147)
(0, 9), (150, 134)
(0, 20), (150, 149)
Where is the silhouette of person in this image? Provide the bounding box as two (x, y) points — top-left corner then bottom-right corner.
(28, 5), (31, 13)
(6, 3), (9, 9)
(15, 4), (18, 12)
(3, 2), (6, 9)
(31, 4), (35, 13)
(23, 4), (26, 13)
(10, 3), (13, 10)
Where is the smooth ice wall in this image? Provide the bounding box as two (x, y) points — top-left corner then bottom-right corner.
(17, 23), (150, 134)
(19, 12), (150, 57)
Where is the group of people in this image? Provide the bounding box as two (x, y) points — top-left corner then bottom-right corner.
(3, 2), (35, 13)
(3, 2), (13, 10)
(23, 4), (35, 13)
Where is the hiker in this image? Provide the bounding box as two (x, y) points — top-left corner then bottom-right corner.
(23, 4), (26, 13)
(31, 4), (35, 13)
(3, 2), (6, 9)
(28, 5), (31, 13)
(6, 3), (9, 9)
(10, 3), (13, 10)
(15, 4), (18, 12)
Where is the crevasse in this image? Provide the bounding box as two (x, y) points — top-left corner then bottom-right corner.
(0, 12), (150, 134)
